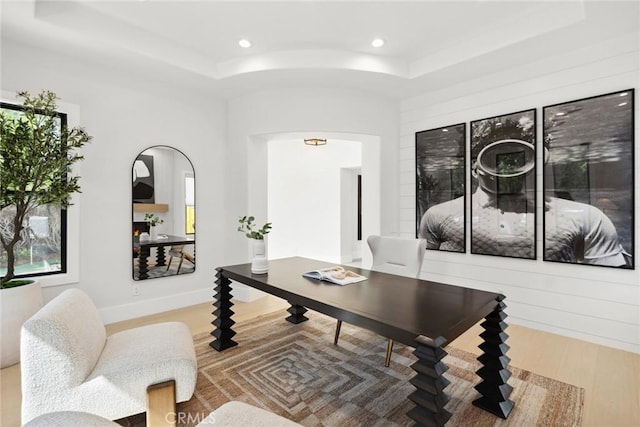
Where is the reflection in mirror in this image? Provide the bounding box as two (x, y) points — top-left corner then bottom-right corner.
(132, 146), (195, 280)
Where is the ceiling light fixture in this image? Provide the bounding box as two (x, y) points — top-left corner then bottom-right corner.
(238, 39), (252, 48)
(371, 38), (385, 48)
(304, 138), (327, 146)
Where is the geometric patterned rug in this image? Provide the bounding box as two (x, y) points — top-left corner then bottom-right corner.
(120, 310), (584, 426)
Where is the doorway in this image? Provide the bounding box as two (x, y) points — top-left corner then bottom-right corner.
(248, 132), (380, 268)
(267, 138), (362, 264)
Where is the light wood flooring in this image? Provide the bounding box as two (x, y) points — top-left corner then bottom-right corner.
(1, 295), (638, 426)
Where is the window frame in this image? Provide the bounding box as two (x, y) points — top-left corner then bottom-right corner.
(184, 173), (195, 235)
(1, 91), (81, 287)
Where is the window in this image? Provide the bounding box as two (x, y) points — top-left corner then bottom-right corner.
(0, 102), (68, 280)
(185, 174), (195, 234)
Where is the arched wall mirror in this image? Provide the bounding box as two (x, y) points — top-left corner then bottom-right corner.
(132, 145), (195, 280)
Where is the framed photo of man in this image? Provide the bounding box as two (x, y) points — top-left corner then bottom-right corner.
(415, 123), (466, 252)
(543, 89), (635, 269)
(470, 109), (537, 259)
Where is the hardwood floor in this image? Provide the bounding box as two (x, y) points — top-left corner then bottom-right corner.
(1, 295), (638, 426)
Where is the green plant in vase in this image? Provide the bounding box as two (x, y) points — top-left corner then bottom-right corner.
(237, 215), (272, 240)
(237, 216), (272, 274)
(144, 213), (164, 239)
(144, 213), (164, 227)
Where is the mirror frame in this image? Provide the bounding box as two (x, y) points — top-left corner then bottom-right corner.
(132, 145), (196, 281)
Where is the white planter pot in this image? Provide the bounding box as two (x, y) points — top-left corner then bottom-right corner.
(0, 280), (43, 368)
(251, 239), (268, 274)
(150, 227), (158, 240)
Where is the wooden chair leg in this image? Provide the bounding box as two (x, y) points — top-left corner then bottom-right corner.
(166, 257), (173, 271)
(385, 339), (394, 367)
(334, 320), (342, 345)
(147, 380), (177, 427)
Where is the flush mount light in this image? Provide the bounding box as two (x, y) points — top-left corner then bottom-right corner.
(238, 39), (252, 48)
(371, 38), (385, 48)
(304, 138), (327, 146)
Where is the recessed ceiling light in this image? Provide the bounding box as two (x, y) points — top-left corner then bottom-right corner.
(618, 102), (628, 107)
(238, 39), (252, 48)
(371, 38), (385, 48)
(442, 128), (448, 132)
(619, 92), (628, 97)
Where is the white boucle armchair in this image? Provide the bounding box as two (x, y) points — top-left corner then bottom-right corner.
(20, 288), (197, 425)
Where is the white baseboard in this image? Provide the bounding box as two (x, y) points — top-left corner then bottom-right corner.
(99, 282), (267, 325)
(231, 283), (267, 302)
(509, 316), (640, 354)
(99, 288), (213, 325)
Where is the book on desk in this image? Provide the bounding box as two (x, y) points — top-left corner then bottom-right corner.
(302, 266), (367, 286)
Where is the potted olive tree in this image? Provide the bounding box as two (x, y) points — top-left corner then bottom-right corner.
(0, 90), (91, 367)
(237, 215), (272, 274)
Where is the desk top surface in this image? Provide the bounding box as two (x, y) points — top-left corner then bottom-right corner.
(134, 235), (195, 248)
(218, 256), (502, 346)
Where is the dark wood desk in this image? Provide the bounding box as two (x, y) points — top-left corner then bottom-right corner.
(133, 235), (194, 280)
(212, 257), (513, 426)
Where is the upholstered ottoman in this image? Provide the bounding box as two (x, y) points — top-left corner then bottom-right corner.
(198, 401), (302, 426)
(22, 411), (120, 427)
(22, 402), (302, 427)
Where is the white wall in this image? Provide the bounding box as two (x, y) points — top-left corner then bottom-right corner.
(267, 139), (361, 263)
(168, 148), (195, 237)
(225, 89), (398, 300)
(341, 167), (363, 263)
(1, 40), (227, 322)
(399, 32), (640, 353)
(5, 25), (636, 353)
(132, 147), (175, 233)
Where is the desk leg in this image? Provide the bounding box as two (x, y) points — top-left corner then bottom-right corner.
(472, 296), (514, 419)
(138, 247), (150, 280)
(210, 269), (238, 351)
(285, 303), (308, 324)
(407, 335), (451, 427)
(156, 246), (167, 267)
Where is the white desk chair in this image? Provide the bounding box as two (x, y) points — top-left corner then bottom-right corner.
(166, 245), (195, 274)
(177, 251), (195, 273)
(334, 235), (426, 367)
(166, 245), (185, 271)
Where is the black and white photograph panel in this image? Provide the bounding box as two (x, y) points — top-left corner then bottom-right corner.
(543, 89), (635, 269)
(470, 109), (537, 259)
(132, 154), (155, 203)
(415, 123), (466, 253)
